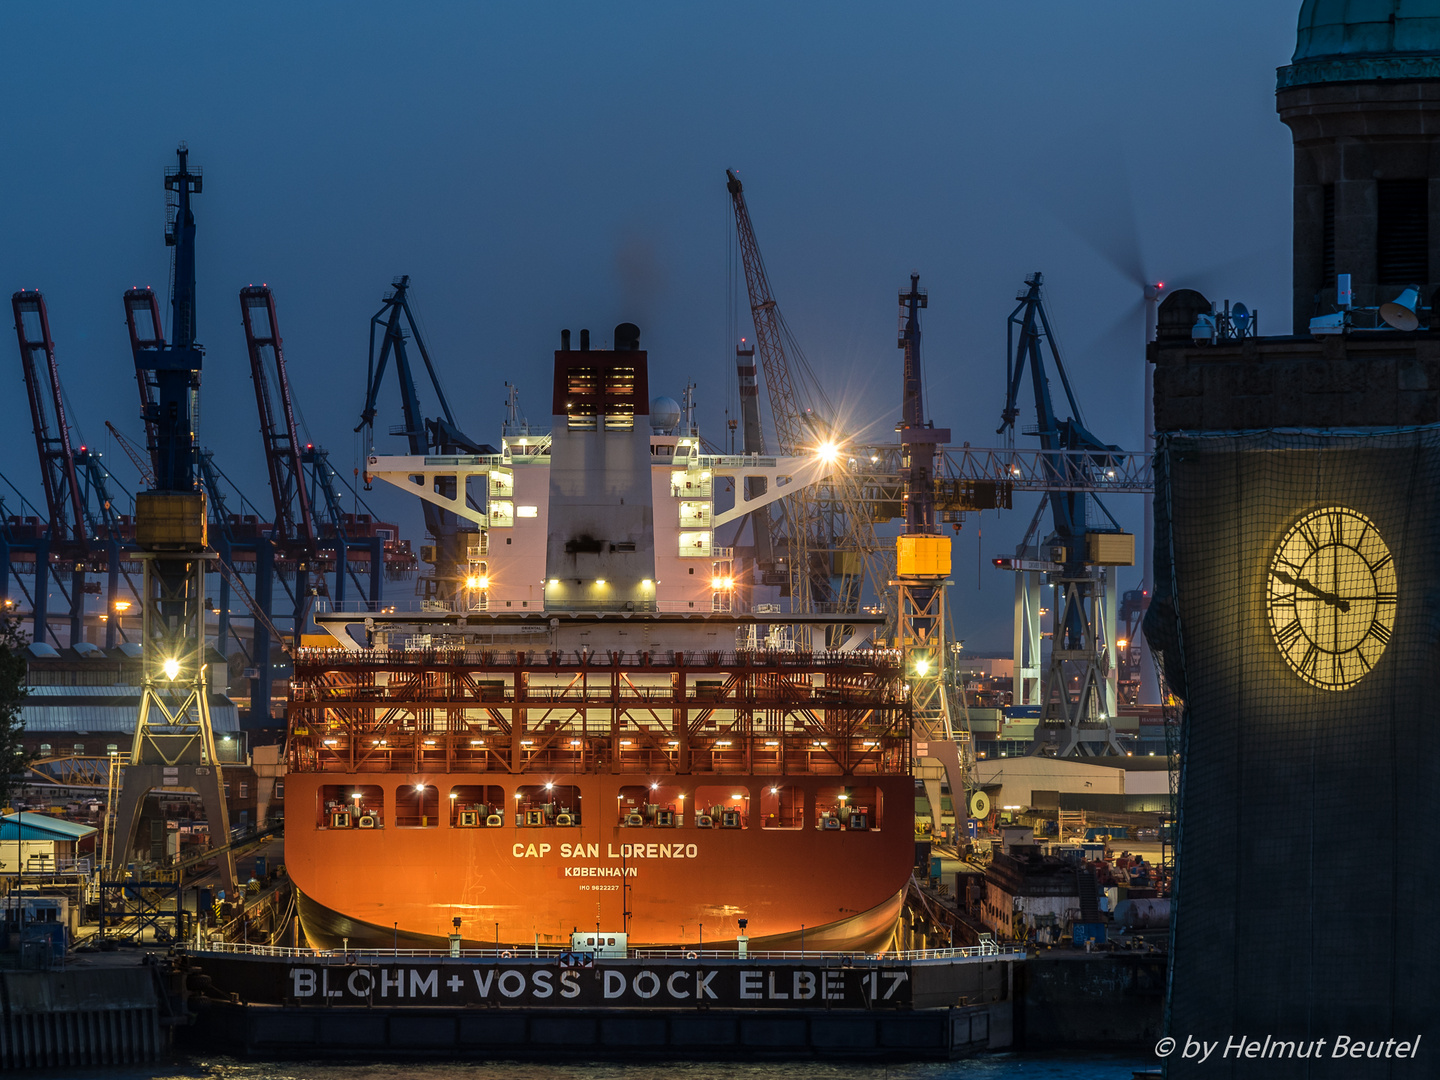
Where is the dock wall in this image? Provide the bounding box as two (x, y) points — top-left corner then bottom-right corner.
(0, 967), (164, 1069)
(1015, 955), (1165, 1049)
(182, 1000), (1010, 1060)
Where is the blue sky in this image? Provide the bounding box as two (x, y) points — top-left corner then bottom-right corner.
(0, 2), (1302, 651)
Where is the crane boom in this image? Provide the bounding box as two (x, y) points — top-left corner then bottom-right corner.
(241, 285), (319, 550)
(12, 290), (87, 546)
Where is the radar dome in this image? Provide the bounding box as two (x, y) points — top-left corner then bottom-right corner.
(650, 397), (682, 434)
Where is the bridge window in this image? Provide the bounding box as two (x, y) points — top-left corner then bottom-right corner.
(450, 785), (506, 827)
(320, 784), (384, 829)
(396, 784), (439, 827)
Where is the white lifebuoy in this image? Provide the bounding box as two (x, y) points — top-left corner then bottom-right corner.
(685, 951), (698, 960)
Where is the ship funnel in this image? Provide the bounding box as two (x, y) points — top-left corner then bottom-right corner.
(615, 322), (641, 351)
(561, 328), (571, 351)
(580, 328), (590, 351)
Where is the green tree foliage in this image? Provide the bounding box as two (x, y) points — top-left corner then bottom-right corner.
(0, 617), (29, 810)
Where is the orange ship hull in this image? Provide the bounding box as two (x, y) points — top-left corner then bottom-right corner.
(286, 772), (915, 951)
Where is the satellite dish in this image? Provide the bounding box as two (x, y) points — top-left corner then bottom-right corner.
(1380, 286), (1421, 331)
(968, 790), (991, 820)
(1232, 303), (1251, 335)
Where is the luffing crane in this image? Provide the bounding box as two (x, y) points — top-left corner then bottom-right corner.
(725, 171), (886, 635)
(357, 275), (492, 602)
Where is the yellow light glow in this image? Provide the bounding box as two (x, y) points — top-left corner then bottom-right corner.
(595, 579), (606, 586)
(641, 579), (653, 587)
(816, 441), (840, 464)
(113, 600), (132, 613)
(711, 577), (723, 588)
(913, 658), (931, 677)
(162, 657), (181, 680)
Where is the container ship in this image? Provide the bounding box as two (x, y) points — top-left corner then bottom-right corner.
(285, 324), (914, 952)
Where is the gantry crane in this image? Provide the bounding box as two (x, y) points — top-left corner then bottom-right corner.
(357, 275), (491, 602)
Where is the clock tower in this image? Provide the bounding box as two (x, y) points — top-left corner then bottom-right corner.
(1145, 3), (1440, 1073)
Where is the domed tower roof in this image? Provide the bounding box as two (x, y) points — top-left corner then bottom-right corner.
(1283, 0), (1440, 87)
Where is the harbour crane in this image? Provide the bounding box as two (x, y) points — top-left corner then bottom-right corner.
(241, 284), (394, 611)
(356, 275), (492, 602)
(12, 289), (136, 647)
(725, 171), (886, 635)
(113, 141), (233, 895)
(240, 285), (320, 556)
(889, 274), (979, 833)
(996, 272), (1133, 757)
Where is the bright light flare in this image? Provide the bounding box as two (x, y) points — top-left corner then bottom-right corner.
(162, 657), (181, 680)
(816, 441), (841, 464)
(913, 658), (931, 677)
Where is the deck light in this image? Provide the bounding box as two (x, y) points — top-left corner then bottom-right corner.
(162, 657), (181, 680)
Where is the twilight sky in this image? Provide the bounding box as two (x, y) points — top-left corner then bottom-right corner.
(0, 1), (1302, 652)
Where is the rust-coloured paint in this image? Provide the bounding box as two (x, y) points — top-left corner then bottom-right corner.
(285, 772), (914, 951)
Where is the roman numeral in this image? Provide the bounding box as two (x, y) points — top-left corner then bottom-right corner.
(1298, 522), (1322, 552)
(1327, 511), (1345, 545)
(1375, 592), (1397, 606)
(1370, 620), (1392, 646)
(1275, 619), (1303, 649)
(1299, 644), (1320, 677)
(1354, 649), (1373, 674)
(1368, 551), (1393, 573)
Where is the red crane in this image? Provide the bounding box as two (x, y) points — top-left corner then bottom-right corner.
(240, 285), (319, 552)
(11, 291), (86, 546)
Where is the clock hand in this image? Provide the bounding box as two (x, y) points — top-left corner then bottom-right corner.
(1273, 569), (1351, 613)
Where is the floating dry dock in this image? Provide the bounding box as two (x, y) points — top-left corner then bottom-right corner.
(176, 943), (1021, 1060)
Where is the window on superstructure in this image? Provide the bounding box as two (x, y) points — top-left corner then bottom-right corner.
(1321, 183), (1335, 285)
(1377, 178), (1429, 285)
(604, 405), (635, 431)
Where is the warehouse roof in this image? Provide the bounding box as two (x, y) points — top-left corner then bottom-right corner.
(0, 813), (97, 841)
(19, 686), (240, 734)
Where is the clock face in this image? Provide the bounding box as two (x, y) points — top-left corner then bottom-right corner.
(1266, 507), (1396, 690)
